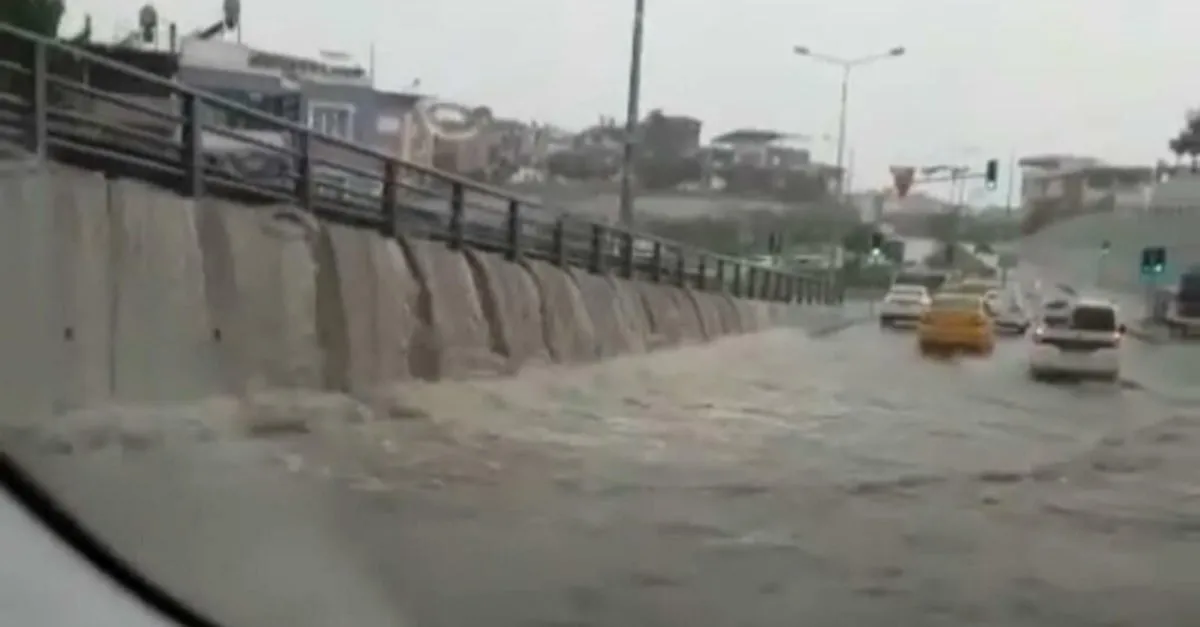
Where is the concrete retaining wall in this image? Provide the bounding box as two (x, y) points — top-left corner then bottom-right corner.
(0, 163), (803, 420)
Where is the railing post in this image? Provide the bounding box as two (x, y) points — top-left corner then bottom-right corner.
(747, 267), (757, 300)
(620, 231), (634, 279)
(448, 182), (465, 249)
(696, 256), (707, 290)
(716, 259), (726, 292)
(180, 93), (204, 198)
(552, 219), (567, 266)
(674, 249), (686, 287)
(27, 41), (47, 157)
(295, 132), (313, 210)
(590, 224), (604, 273)
(505, 199), (521, 261)
(732, 264), (742, 297)
(651, 241), (663, 282)
(380, 159), (398, 238)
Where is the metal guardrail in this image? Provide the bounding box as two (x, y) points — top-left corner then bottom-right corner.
(0, 23), (823, 302)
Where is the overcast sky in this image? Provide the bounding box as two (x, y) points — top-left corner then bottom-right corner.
(66, 0), (1199, 201)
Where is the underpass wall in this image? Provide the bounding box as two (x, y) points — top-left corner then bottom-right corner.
(1020, 209), (1200, 299)
(0, 162), (801, 421)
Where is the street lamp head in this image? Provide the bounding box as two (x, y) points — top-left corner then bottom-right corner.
(889, 46), (906, 57)
(793, 45), (811, 56)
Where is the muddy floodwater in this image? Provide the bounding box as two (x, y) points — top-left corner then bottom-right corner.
(5, 314), (1200, 627)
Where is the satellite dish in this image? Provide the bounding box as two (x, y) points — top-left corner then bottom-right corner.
(222, 0), (241, 28)
(416, 101), (486, 141)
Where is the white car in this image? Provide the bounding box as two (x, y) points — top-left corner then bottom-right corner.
(879, 284), (931, 327)
(1028, 298), (1126, 382)
(990, 290), (1031, 335)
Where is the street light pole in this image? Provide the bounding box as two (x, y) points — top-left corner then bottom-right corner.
(833, 65), (850, 199)
(617, 0), (646, 228)
(792, 45), (905, 201)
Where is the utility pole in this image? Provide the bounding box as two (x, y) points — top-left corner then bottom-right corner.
(617, 0), (646, 228)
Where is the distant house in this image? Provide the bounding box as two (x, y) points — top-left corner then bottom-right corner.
(178, 38), (384, 192)
(707, 129), (812, 170)
(701, 129), (833, 200)
(1018, 154), (1154, 233)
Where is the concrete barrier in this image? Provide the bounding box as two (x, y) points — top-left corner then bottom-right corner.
(686, 290), (724, 340)
(0, 161), (57, 421)
(523, 260), (597, 364)
(50, 166), (112, 413)
(194, 200), (323, 395)
(634, 281), (686, 349)
(609, 276), (655, 350)
(107, 178), (222, 404)
(403, 239), (507, 380)
(464, 250), (551, 371)
(712, 292), (744, 335)
(666, 286), (706, 343)
(1, 162), (808, 420)
(569, 269), (646, 357)
(320, 224), (421, 393)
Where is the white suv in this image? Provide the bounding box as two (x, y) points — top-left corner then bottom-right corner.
(879, 284), (931, 328)
(1028, 298), (1126, 382)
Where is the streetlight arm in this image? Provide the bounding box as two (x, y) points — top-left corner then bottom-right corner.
(848, 48), (905, 67)
(793, 46), (904, 69)
(793, 47), (851, 68)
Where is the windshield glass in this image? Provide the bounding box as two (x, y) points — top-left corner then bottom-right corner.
(931, 295), (980, 311)
(888, 285), (926, 297)
(951, 282), (993, 295)
(1070, 306), (1117, 331)
(894, 272), (947, 293)
(1180, 273), (1200, 298)
(4, 6), (1197, 627)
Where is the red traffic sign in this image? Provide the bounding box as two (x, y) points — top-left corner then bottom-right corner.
(890, 166), (916, 198)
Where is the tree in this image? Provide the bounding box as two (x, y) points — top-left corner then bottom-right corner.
(3, 0), (66, 37)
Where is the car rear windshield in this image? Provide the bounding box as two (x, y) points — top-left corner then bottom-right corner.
(895, 272), (946, 293)
(1070, 306), (1116, 331)
(931, 296), (979, 311)
(1180, 274), (1200, 300)
(889, 286), (925, 297)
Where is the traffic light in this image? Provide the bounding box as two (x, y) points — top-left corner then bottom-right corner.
(1141, 246), (1167, 276)
(984, 159), (999, 190)
(870, 231), (884, 257)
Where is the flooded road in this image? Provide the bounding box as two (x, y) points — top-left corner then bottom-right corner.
(6, 306), (1200, 626)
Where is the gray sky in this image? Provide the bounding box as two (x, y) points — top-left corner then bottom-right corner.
(67, 0), (1197, 200)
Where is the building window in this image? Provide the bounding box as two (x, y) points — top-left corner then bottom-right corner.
(309, 102), (355, 140)
(376, 114), (402, 134)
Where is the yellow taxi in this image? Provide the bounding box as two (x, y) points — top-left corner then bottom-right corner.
(917, 292), (995, 354)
